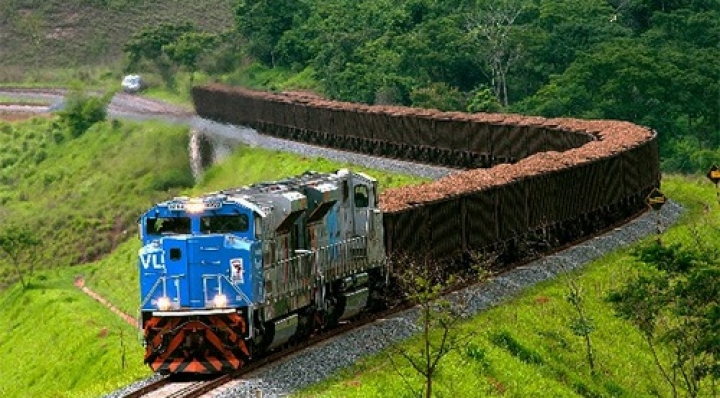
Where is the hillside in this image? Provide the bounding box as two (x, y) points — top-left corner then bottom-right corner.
(0, 0), (235, 73)
(0, 116), (194, 286)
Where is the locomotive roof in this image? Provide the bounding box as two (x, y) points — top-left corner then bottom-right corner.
(150, 169), (372, 217)
(220, 170), (343, 197)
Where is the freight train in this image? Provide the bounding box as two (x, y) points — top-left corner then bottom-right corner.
(138, 170), (387, 373)
(136, 85), (661, 374)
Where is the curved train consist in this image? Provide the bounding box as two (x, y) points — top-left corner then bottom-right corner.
(136, 85), (661, 373)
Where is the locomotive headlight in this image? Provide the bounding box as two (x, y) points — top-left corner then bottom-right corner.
(185, 199), (205, 214)
(157, 296), (172, 311)
(212, 294), (228, 308)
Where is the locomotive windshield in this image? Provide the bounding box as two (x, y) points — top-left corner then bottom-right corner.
(201, 214), (249, 233)
(146, 217), (191, 235)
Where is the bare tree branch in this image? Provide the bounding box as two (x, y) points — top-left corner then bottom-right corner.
(466, 0), (524, 107)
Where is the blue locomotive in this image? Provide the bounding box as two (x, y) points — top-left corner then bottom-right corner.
(138, 170), (386, 373)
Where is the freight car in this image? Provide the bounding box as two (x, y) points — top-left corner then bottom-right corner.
(138, 170), (387, 373)
(191, 85), (660, 265)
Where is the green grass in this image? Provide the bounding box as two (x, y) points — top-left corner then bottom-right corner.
(0, 96), (50, 105)
(0, 117), (193, 287)
(222, 63), (323, 94)
(193, 146), (426, 194)
(295, 174), (718, 398)
(0, 265), (150, 398)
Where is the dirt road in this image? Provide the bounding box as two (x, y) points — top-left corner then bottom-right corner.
(0, 87), (193, 122)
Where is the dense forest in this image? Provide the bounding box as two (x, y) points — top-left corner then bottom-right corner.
(1, 1), (718, 170)
(223, 0), (720, 173)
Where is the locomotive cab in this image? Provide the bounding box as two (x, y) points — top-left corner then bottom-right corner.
(138, 196), (262, 314)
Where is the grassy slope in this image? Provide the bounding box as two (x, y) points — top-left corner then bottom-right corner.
(0, 116), (193, 397)
(0, 115), (427, 398)
(0, 265), (149, 398)
(0, 0), (234, 72)
(0, 117), (193, 286)
(297, 175), (718, 398)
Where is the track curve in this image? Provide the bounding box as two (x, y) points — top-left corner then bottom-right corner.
(192, 85), (660, 265)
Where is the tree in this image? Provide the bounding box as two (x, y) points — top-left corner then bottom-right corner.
(615, 0), (718, 33)
(123, 22), (196, 70)
(467, 85), (503, 113)
(57, 87), (113, 138)
(551, 238), (598, 375)
(509, 0), (631, 99)
(608, 236), (720, 398)
(235, 0), (309, 67)
(163, 32), (218, 83)
(0, 226), (40, 290)
(122, 22), (198, 86)
(566, 278), (596, 374)
(385, 255), (473, 398)
(466, 0), (525, 107)
(410, 82), (466, 111)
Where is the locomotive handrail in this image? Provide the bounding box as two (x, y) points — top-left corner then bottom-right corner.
(201, 274), (253, 308)
(265, 251), (314, 300)
(139, 275), (183, 311)
(264, 237), (370, 300)
(318, 236), (368, 280)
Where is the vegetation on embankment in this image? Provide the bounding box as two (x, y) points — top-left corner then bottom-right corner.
(0, 264), (150, 398)
(0, 114), (426, 398)
(0, 116), (193, 287)
(296, 175), (719, 398)
(0, 114), (192, 397)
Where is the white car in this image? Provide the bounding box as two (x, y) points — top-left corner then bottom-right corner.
(121, 74), (144, 93)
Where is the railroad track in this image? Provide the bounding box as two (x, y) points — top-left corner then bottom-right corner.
(124, 301), (405, 398)
(125, 375), (222, 398)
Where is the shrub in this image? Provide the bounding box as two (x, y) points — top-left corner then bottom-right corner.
(57, 88), (113, 138)
(111, 119), (122, 130)
(572, 381), (603, 398)
(603, 381), (626, 397)
(410, 82), (466, 111)
(33, 150), (47, 165)
(465, 342), (490, 370)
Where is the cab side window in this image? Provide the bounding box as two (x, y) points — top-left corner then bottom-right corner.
(200, 214), (249, 233)
(147, 217), (191, 235)
(354, 185), (369, 208)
